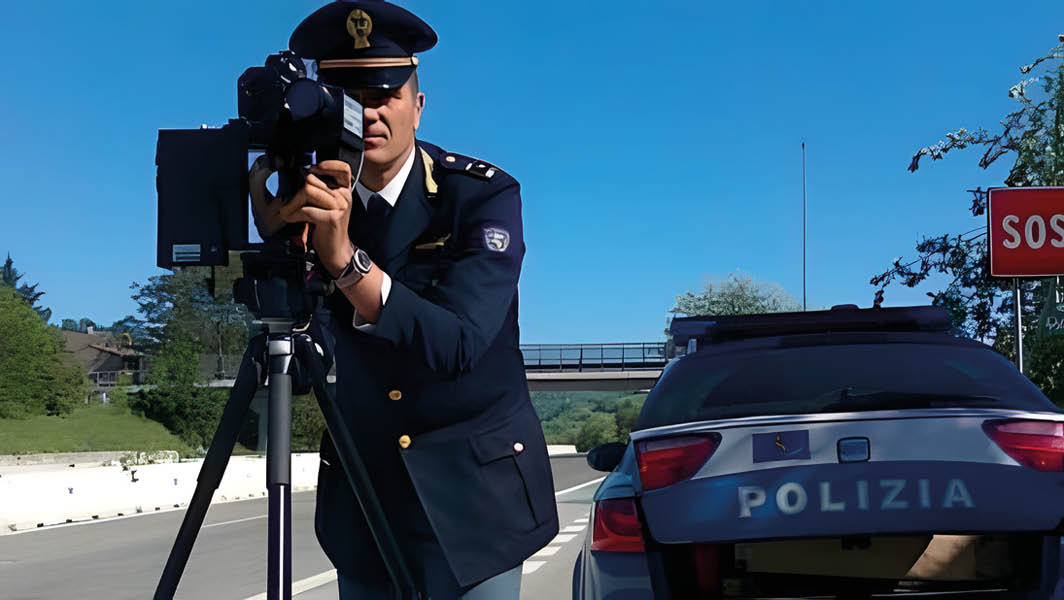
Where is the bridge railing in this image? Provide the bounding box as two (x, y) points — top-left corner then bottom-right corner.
(520, 343), (667, 372)
(88, 344), (668, 388)
(88, 370), (149, 389)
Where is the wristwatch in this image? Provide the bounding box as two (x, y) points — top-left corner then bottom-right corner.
(334, 245), (373, 290)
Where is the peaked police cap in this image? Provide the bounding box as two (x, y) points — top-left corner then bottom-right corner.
(289, 0), (437, 89)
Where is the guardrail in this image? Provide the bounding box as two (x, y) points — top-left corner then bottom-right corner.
(520, 343), (668, 372)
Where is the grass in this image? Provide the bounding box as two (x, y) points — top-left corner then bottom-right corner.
(0, 399), (194, 456)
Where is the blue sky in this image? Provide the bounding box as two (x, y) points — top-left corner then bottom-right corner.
(2, 1), (1062, 343)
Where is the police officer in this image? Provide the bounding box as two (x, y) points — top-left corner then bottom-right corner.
(251, 1), (559, 598)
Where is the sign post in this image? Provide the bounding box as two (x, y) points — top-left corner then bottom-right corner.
(1014, 278), (1023, 374)
(987, 186), (1064, 373)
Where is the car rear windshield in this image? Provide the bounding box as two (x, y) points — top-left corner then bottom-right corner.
(637, 337), (1059, 430)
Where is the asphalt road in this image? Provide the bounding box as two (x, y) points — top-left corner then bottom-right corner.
(0, 455), (601, 600)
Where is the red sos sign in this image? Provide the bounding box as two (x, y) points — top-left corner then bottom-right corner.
(988, 187), (1064, 277)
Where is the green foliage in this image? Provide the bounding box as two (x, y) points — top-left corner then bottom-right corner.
(873, 42), (1064, 405)
(121, 265), (251, 448)
(129, 337), (228, 450)
(575, 412), (618, 453)
(0, 286), (88, 418)
(0, 401), (194, 456)
(291, 392), (326, 452)
(668, 271), (801, 333)
(615, 396), (643, 441)
(130, 386), (229, 452)
(532, 391), (646, 449)
(128, 267), (249, 358)
(1, 253), (52, 322)
(1025, 334), (1064, 404)
(107, 315), (151, 352)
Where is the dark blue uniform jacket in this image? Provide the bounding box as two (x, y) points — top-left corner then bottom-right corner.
(313, 140), (559, 588)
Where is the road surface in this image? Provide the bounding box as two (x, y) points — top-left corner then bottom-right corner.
(0, 455), (600, 600)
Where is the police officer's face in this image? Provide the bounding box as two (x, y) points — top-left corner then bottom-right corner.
(353, 78), (425, 170)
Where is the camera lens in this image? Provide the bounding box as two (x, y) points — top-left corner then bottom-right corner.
(285, 79), (328, 121)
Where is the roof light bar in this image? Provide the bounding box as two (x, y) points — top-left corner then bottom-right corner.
(670, 305), (953, 348)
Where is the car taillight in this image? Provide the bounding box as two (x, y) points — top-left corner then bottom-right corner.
(635, 433), (721, 491)
(983, 419), (1064, 471)
(591, 498), (645, 552)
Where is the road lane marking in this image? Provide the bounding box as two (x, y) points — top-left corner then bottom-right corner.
(551, 534), (577, 544)
(522, 561), (546, 575)
(203, 515), (267, 529)
(244, 569), (337, 599)
(532, 546), (561, 557)
(3, 490), (298, 536)
(555, 477), (605, 496)
(560, 525), (585, 533)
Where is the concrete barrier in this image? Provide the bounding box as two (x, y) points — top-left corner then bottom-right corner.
(0, 445), (582, 534)
(0, 454), (320, 534)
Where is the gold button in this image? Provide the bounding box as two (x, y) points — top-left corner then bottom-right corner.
(513, 442), (524, 453)
(389, 390), (402, 401)
(399, 435), (411, 449)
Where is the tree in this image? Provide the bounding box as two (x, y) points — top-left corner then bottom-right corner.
(870, 41), (1064, 405)
(124, 265), (250, 449)
(130, 336), (227, 450)
(668, 271), (802, 336)
(614, 395), (644, 442)
(108, 315), (152, 353)
(291, 391), (326, 452)
(0, 286), (88, 417)
(128, 267), (249, 361)
(575, 412), (618, 453)
(1, 253), (52, 322)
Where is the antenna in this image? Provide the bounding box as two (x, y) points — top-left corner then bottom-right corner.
(802, 142), (807, 311)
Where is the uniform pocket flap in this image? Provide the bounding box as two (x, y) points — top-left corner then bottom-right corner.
(470, 419), (523, 464)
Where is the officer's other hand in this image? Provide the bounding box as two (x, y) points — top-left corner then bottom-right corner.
(248, 155), (287, 237)
(279, 160), (354, 276)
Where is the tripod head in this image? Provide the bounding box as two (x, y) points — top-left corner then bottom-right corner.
(232, 238), (331, 332)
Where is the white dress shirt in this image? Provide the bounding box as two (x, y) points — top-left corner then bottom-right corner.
(349, 145), (417, 330)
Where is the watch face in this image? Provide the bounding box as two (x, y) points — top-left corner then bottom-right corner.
(354, 248), (373, 273)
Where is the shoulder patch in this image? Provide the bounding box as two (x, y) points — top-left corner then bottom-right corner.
(437, 152), (499, 181)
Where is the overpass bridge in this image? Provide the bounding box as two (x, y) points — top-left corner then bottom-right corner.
(97, 342), (668, 393)
(520, 343), (665, 391)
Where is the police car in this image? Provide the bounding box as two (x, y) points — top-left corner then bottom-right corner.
(572, 305), (1064, 599)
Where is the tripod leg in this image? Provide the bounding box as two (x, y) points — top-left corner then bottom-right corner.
(154, 335), (267, 600)
(293, 334), (421, 600)
(267, 335), (294, 600)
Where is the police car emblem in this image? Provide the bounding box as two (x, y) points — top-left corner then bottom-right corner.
(484, 227), (509, 252)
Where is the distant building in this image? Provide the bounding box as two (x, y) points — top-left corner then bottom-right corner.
(58, 328), (145, 389)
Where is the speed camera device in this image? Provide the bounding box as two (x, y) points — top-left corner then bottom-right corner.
(155, 50), (364, 270)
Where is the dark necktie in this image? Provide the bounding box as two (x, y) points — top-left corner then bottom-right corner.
(358, 192), (391, 255)
(366, 192), (391, 222)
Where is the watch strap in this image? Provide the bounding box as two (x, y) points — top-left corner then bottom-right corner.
(335, 246), (372, 290)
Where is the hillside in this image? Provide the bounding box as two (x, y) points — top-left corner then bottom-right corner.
(0, 397), (193, 456)
(531, 391), (647, 451)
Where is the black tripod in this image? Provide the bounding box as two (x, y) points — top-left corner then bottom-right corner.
(152, 317), (421, 600)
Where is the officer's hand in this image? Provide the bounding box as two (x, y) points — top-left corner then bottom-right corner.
(279, 160), (354, 276)
(248, 155), (287, 237)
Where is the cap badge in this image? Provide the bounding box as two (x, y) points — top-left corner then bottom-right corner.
(346, 9), (373, 49)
